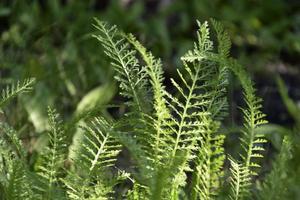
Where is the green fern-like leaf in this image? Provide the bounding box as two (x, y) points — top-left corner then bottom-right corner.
(181, 21), (213, 62)
(210, 19), (231, 58)
(227, 59), (268, 200)
(35, 107), (67, 199)
(0, 78), (35, 107)
(191, 117), (225, 200)
(230, 59), (268, 171)
(119, 20), (229, 200)
(92, 19), (148, 114)
(124, 33), (170, 181)
(0, 124), (34, 200)
(257, 136), (292, 200)
(90, 19), (271, 200)
(182, 20), (229, 200)
(93, 20), (153, 185)
(79, 117), (121, 172)
(0, 122), (27, 160)
(63, 117), (122, 199)
(4, 162), (34, 200)
(148, 23), (217, 199)
(228, 158), (251, 200)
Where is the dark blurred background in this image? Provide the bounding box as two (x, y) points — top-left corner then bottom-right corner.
(0, 0), (300, 195)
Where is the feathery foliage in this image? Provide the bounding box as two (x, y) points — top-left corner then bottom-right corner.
(0, 123), (34, 200)
(227, 59), (268, 200)
(257, 136), (293, 200)
(0, 78), (35, 108)
(228, 157), (251, 200)
(62, 117), (125, 200)
(35, 107), (67, 199)
(0, 18), (292, 200)
(92, 19), (149, 114)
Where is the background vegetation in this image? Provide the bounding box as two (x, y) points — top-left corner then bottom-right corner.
(0, 0), (299, 199)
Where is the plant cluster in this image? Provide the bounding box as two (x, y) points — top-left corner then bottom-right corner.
(0, 19), (293, 200)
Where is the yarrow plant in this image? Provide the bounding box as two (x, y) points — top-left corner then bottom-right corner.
(0, 19), (292, 200)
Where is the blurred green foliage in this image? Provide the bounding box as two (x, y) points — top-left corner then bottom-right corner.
(256, 77), (300, 198)
(0, 0), (299, 198)
(0, 0), (299, 179)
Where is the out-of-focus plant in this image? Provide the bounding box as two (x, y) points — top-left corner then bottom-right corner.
(256, 77), (300, 199)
